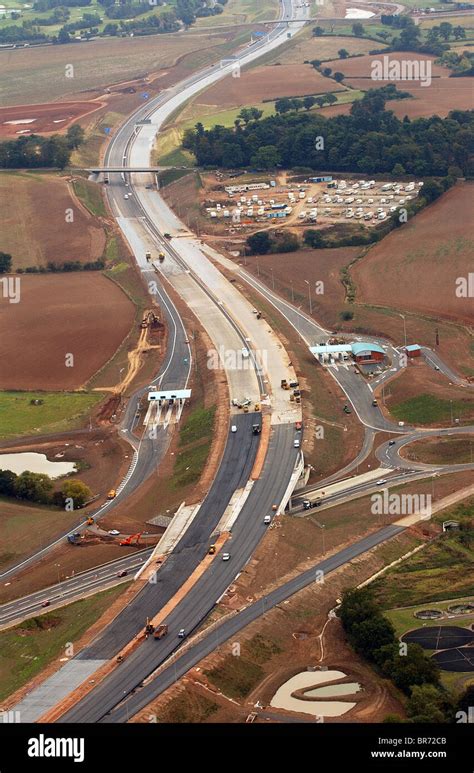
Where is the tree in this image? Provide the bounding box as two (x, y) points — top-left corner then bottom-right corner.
(453, 26), (466, 41)
(338, 48), (349, 59)
(0, 469), (17, 496)
(57, 27), (71, 44)
(421, 179), (443, 203)
(238, 107), (263, 125)
(392, 162), (405, 175)
(291, 98), (304, 111)
(303, 95), (316, 110)
(274, 231), (299, 253)
(246, 231), (272, 255)
(339, 587), (379, 631)
(439, 22), (453, 41)
(304, 229), (325, 248)
(249, 107), (263, 121)
(352, 22), (364, 37)
(14, 471), (53, 504)
(313, 26), (325, 36)
(0, 252), (12, 273)
(66, 124), (85, 149)
(250, 145), (280, 169)
(325, 93), (337, 105)
(333, 71), (345, 83)
(275, 97), (293, 114)
(61, 480), (92, 509)
(376, 643), (440, 694)
(350, 616), (395, 660)
(406, 684), (449, 724)
(322, 67), (332, 77)
(310, 59), (322, 69)
(456, 684), (474, 718)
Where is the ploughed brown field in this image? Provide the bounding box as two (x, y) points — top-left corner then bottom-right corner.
(0, 274), (135, 390)
(0, 101), (105, 139)
(195, 63), (343, 107)
(1, 173), (106, 270)
(352, 182), (474, 326)
(321, 52), (474, 119)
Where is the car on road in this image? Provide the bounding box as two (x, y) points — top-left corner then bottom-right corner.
(124, 194), (130, 200)
(41, 600), (51, 607)
(388, 440), (396, 446)
(107, 490), (117, 499)
(178, 628), (186, 638)
(231, 425), (237, 433)
(222, 552), (231, 561)
(117, 570), (128, 578)
(264, 515), (272, 524)
(372, 399), (378, 407)
(164, 232), (172, 239)
(376, 479), (388, 486)
(108, 529), (120, 536)
(303, 500), (312, 510)
(294, 439), (300, 448)
(434, 365), (440, 371)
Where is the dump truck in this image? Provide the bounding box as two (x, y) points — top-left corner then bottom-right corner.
(153, 624), (168, 640)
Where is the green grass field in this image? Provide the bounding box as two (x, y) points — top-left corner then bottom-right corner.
(390, 395), (473, 425)
(72, 177), (107, 218)
(371, 499), (474, 609)
(171, 404), (216, 488)
(0, 391), (103, 439)
(195, 0), (278, 27)
(0, 584), (128, 701)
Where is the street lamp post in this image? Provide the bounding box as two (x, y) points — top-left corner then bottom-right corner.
(304, 279), (313, 315)
(399, 313), (407, 348)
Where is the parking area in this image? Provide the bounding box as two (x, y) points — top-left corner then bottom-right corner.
(202, 176), (423, 232)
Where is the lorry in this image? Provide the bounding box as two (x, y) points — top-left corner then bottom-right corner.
(153, 624), (168, 640)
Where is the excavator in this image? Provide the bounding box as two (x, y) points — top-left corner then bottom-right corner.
(119, 532), (142, 547)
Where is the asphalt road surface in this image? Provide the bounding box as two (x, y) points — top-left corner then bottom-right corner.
(61, 424), (299, 722)
(0, 550), (152, 629)
(97, 523), (404, 723)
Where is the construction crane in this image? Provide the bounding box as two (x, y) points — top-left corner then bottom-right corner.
(119, 532), (142, 547)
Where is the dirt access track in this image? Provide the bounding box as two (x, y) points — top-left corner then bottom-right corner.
(0, 101), (106, 139)
(0, 273), (135, 390)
